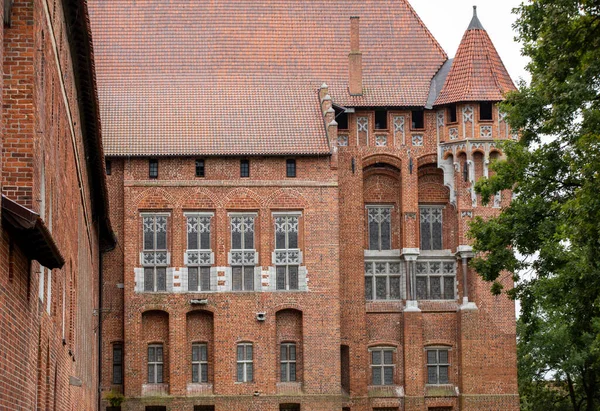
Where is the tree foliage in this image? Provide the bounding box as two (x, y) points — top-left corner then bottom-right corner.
(468, 1), (600, 410)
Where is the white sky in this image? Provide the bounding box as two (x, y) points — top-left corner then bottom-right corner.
(410, 1), (531, 86)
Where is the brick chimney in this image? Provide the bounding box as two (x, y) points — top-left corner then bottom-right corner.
(348, 16), (363, 96)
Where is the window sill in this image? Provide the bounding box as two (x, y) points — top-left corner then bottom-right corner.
(424, 384), (458, 397)
(417, 300), (459, 312)
(479, 119), (494, 123)
(418, 250), (454, 258)
(276, 381), (303, 395)
(186, 382), (213, 396)
(364, 249), (401, 258)
(367, 384), (404, 398)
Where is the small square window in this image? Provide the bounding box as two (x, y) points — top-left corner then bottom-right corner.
(106, 160), (112, 175)
(411, 110), (424, 129)
(196, 159), (205, 177)
(448, 105), (457, 123)
(149, 159), (158, 179)
(240, 159), (250, 178)
(375, 110), (388, 130)
(480, 102), (493, 120)
(286, 159), (296, 178)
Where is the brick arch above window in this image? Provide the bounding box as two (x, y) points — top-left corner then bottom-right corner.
(265, 188), (310, 208)
(133, 187), (177, 209)
(177, 187), (220, 209)
(222, 187), (263, 209)
(362, 153), (402, 171)
(417, 153), (438, 168)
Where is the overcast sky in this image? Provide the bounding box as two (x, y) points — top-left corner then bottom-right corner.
(411, 1), (531, 86)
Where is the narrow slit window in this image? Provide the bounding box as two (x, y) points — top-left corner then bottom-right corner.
(286, 159), (296, 178)
(337, 111), (349, 130)
(195, 159), (205, 177)
(240, 159), (250, 178)
(149, 159), (158, 179)
(113, 344), (123, 384)
(148, 344), (164, 384)
(106, 159), (112, 175)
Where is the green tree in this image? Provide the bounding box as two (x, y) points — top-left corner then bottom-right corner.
(468, 1), (600, 410)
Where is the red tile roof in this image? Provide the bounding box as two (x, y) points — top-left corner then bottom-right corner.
(434, 8), (516, 106)
(88, 0), (447, 156)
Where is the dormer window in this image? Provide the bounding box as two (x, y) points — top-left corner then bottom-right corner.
(480, 102), (493, 121)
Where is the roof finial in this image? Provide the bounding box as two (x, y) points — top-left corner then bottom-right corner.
(468, 5), (484, 31)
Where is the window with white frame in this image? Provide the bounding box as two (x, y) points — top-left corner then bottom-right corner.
(420, 206), (443, 250)
(274, 215), (301, 290)
(367, 206), (392, 251)
(280, 342), (297, 382)
(415, 261), (456, 300)
(427, 348), (450, 384)
(192, 343), (208, 383)
(186, 214), (213, 292)
(371, 347), (394, 385)
(236, 343), (253, 382)
(148, 344), (164, 383)
(364, 261), (404, 300)
(230, 215), (256, 291)
(142, 215), (169, 292)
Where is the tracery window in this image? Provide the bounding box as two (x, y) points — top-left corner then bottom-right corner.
(142, 215), (168, 292)
(230, 215), (256, 291)
(186, 214), (213, 292)
(367, 206), (392, 251)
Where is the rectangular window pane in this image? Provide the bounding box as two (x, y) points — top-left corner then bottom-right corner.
(276, 266), (286, 290)
(289, 362), (296, 381)
(430, 276), (442, 299)
(156, 268), (167, 292)
(200, 267), (210, 291)
(438, 350), (448, 364)
(439, 365), (449, 383)
(156, 217), (167, 249)
(276, 219), (286, 249)
(369, 220), (379, 250)
(149, 364), (155, 383)
(281, 363), (287, 381)
(427, 350), (437, 365)
(244, 266), (254, 290)
(237, 345), (244, 361)
(246, 363), (253, 382)
(244, 227), (254, 249)
(201, 363), (208, 383)
(281, 345), (287, 361)
(383, 350), (393, 364)
(188, 218), (199, 249)
(192, 345), (199, 361)
(416, 277), (428, 299)
(232, 266), (243, 291)
(196, 159), (205, 177)
(288, 228), (298, 249)
(389, 276), (401, 299)
(192, 363), (199, 383)
(200, 230), (210, 250)
(237, 363), (244, 381)
(372, 367), (382, 385)
(289, 266), (299, 290)
(114, 346), (122, 363)
(372, 350), (382, 365)
(156, 346), (163, 361)
(144, 268), (154, 292)
(289, 344), (296, 360)
(444, 277), (455, 299)
(383, 366), (394, 385)
(188, 267), (198, 292)
(200, 344), (208, 361)
(376, 277), (387, 299)
(157, 364), (163, 383)
(232, 229), (242, 250)
(113, 365), (122, 384)
(144, 219), (154, 249)
(246, 345), (253, 361)
(380, 219), (391, 250)
(365, 276), (373, 300)
(428, 366), (438, 384)
(432, 219), (443, 250)
(420, 219), (431, 250)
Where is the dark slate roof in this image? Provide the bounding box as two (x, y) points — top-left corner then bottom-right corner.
(434, 6), (516, 106)
(88, 0), (448, 157)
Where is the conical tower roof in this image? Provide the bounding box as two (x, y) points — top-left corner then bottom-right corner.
(434, 6), (516, 106)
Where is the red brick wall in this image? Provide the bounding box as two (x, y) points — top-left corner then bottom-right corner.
(0, 1), (103, 410)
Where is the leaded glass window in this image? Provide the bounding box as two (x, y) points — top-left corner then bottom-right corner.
(186, 215), (212, 292)
(236, 343), (253, 382)
(367, 207), (392, 251)
(371, 347), (394, 385)
(275, 215), (300, 290)
(364, 261), (404, 300)
(415, 261), (456, 300)
(420, 206), (443, 250)
(231, 216), (255, 291)
(192, 343), (208, 383)
(148, 344), (164, 383)
(280, 343), (297, 382)
(142, 215), (168, 292)
(427, 348), (450, 384)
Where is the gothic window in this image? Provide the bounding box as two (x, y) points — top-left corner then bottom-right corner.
(231, 216), (256, 291)
(236, 343), (253, 382)
(371, 347), (394, 385)
(427, 348), (450, 384)
(415, 261), (456, 300)
(192, 343), (208, 383)
(186, 214), (213, 292)
(142, 215), (168, 292)
(280, 342), (297, 382)
(419, 206), (443, 251)
(364, 262), (403, 301)
(148, 344), (164, 384)
(367, 206), (392, 251)
(274, 215), (300, 291)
